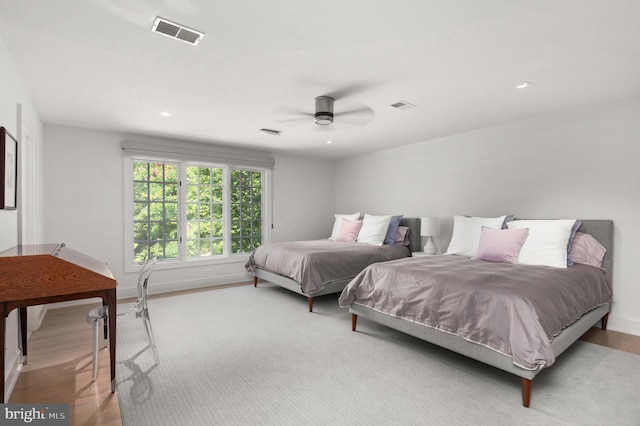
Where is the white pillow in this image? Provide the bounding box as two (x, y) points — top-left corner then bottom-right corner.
(445, 215), (507, 257)
(329, 212), (361, 240)
(506, 219), (576, 268)
(357, 214), (392, 246)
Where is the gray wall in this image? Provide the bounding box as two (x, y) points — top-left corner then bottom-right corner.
(334, 97), (640, 336)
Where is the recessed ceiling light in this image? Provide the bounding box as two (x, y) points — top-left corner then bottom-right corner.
(516, 81), (531, 89)
(326, 140), (333, 144)
(159, 111), (172, 117)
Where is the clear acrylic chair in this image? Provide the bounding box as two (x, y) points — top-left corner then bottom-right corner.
(87, 259), (159, 382)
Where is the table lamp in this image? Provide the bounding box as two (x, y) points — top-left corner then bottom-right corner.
(420, 217), (439, 255)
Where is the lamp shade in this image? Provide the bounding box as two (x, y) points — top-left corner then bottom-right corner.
(420, 217), (439, 237)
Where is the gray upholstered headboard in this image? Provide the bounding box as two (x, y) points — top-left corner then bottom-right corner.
(399, 217), (421, 254)
(578, 220), (614, 283)
(516, 219), (613, 282)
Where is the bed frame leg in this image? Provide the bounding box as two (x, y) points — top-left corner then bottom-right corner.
(601, 313), (609, 330)
(521, 378), (531, 407)
(351, 314), (357, 332)
(253, 276), (258, 287)
(308, 297), (314, 312)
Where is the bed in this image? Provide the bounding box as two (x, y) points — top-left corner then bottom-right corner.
(338, 219), (613, 407)
(246, 217), (421, 312)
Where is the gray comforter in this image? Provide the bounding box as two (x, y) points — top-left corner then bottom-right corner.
(245, 240), (411, 296)
(339, 255), (612, 370)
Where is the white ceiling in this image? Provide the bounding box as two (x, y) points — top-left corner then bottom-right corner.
(1, 0), (639, 159)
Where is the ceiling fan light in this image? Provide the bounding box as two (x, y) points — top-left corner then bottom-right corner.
(314, 113), (334, 125)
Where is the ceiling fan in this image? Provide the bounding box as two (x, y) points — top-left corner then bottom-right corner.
(275, 94), (374, 129)
(314, 96), (335, 125)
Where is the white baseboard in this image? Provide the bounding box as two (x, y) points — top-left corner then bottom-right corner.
(121, 271), (253, 299)
(3, 349), (22, 402)
(608, 314), (640, 337)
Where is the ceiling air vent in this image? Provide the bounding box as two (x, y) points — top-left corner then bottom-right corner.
(259, 128), (281, 136)
(390, 101), (417, 110)
(151, 17), (204, 46)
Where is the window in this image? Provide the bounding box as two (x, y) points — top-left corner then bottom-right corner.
(229, 169), (263, 253)
(185, 166), (224, 257)
(133, 161), (179, 261)
(127, 158), (267, 265)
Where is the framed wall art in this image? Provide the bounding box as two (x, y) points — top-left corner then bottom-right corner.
(1, 126), (18, 210)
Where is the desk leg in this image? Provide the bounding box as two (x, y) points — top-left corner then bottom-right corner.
(1, 304), (5, 403)
(102, 300), (108, 340)
(108, 289), (117, 393)
(19, 307), (27, 365)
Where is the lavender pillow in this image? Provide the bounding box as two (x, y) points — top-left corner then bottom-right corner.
(566, 220), (583, 266)
(472, 226), (529, 263)
(335, 219), (363, 243)
(395, 226), (410, 246)
(568, 232), (606, 268)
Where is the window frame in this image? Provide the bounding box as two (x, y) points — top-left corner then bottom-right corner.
(123, 154), (271, 273)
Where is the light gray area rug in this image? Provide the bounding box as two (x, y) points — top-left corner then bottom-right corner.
(116, 284), (640, 425)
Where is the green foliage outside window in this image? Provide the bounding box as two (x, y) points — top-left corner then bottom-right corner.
(133, 162), (179, 262)
(185, 166), (224, 258)
(230, 169), (262, 253)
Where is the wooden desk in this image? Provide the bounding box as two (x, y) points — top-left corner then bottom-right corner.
(0, 244), (117, 403)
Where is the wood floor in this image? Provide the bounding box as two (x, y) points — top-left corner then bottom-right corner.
(8, 283), (640, 426)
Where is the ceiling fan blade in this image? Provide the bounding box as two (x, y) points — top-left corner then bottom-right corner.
(324, 83), (373, 100)
(338, 117), (373, 127)
(336, 106), (373, 116)
(274, 105), (313, 116)
(274, 104), (315, 126)
(334, 104), (374, 127)
(275, 117), (310, 127)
